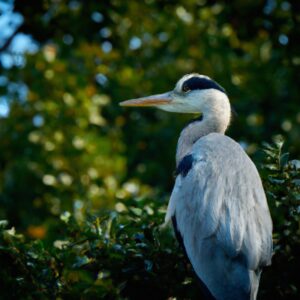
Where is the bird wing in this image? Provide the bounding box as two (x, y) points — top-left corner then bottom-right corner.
(165, 133), (272, 299)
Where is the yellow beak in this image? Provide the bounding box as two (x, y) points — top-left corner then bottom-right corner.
(119, 92), (172, 107)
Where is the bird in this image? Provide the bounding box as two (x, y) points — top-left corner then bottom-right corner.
(120, 73), (273, 300)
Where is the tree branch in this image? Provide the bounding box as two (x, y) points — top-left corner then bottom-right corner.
(0, 25), (22, 53)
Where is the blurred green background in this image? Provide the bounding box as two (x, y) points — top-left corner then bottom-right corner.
(0, 1), (299, 298)
(1, 0), (299, 231)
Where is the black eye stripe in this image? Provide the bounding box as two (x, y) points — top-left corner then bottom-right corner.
(182, 77), (226, 94)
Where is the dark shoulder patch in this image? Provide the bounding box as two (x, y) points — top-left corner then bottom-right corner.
(175, 154), (194, 177)
(182, 76), (226, 94)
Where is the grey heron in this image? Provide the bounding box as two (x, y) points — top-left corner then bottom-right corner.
(120, 73), (273, 300)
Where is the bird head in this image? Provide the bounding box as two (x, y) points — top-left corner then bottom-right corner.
(120, 73), (230, 116)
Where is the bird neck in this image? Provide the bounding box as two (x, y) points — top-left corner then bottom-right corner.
(176, 102), (231, 165)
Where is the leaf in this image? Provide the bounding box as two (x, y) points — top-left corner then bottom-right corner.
(262, 142), (274, 151)
(273, 136), (285, 149)
(280, 152), (289, 167)
(289, 160), (300, 170)
(130, 207), (143, 216)
(0, 220), (8, 229)
(268, 178), (285, 184)
(264, 164), (278, 171)
(292, 192), (300, 200)
(144, 259), (153, 272)
(263, 148), (277, 158)
(291, 179), (300, 186)
(60, 211), (72, 223)
(72, 256), (92, 268)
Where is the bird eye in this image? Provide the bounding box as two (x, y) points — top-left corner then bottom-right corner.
(182, 84), (190, 93)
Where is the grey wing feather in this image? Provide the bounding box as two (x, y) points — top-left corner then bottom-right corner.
(166, 133), (272, 300)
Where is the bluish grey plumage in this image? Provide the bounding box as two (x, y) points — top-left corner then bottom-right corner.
(120, 73), (273, 300)
(166, 133), (272, 300)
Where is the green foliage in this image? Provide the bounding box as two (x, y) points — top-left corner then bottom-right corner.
(0, 143), (299, 299)
(0, 198), (202, 299)
(260, 138), (300, 299)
